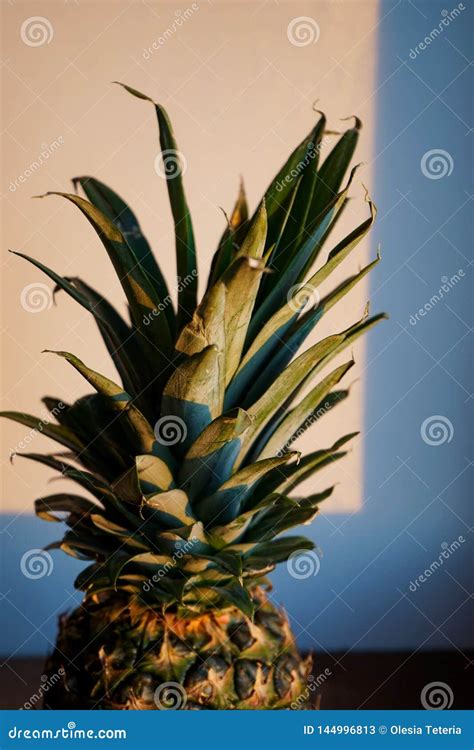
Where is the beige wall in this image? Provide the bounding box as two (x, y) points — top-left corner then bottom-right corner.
(1, 0), (378, 514)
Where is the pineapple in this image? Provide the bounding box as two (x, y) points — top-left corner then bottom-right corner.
(3, 84), (385, 710)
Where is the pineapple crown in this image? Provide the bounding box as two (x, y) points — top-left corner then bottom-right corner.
(3, 83), (385, 618)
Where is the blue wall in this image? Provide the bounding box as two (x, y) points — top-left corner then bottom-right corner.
(1, 0), (472, 657)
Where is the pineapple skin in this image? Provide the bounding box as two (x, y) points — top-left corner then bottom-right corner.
(43, 587), (312, 710)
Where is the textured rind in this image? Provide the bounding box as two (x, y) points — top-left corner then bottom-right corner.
(43, 587), (313, 710)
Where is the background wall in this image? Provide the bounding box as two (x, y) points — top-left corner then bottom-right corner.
(1, 0), (472, 663)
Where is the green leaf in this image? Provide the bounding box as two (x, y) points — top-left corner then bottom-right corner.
(34, 493), (98, 522)
(226, 216), (373, 410)
(265, 113), (326, 281)
(108, 550), (172, 590)
(208, 178), (249, 287)
(235, 200), (267, 260)
(74, 563), (106, 591)
(144, 489), (196, 527)
(301, 187), (376, 291)
(212, 582), (255, 618)
(237, 305), (324, 410)
(273, 433), (359, 495)
(238, 308), (385, 464)
(314, 252), (381, 316)
(161, 346), (223, 453)
(273, 389), (349, 453)
(236, 333), (345, 463)
(59, 277), (150, 408)
(90, 515), (148, 550)
(0, 411), (82, 452)
(326, 311), (388, 364)
(293, 486), (336, 509)
(240, 535), (315, 565)
(17, 454), (139, 529)
(248, 165), (357, 338)
(244, 489), (337, 544)
(116, 82), (197, 327)
(207, 550), (244, 577)
(136, 453), (174, 494)
(243, 498), (318, 542)
(111, 465), (142, 504)
(73, 175), (174, 333)
(9, 250), (151, 411)
(225, 309), (301, 410)
(260, 178), (301, 277)
(179, 409), (252, 503)
(44, 350), (157, 455)
(262, 113), (325, 248)
(43, 393), (131, 480)
(11, 452), (110, 501)
(259, 360), (354, 459)
(37, 192), (173, 352)
(175, 281), (226, 357)
(239, 210), (380, 405)
(246, 258), (379, 423)
(222, 256), (269, 385)
(194, 452), (298, 527)
(207, 495), (281, 546)
(307, 117), (361, 224)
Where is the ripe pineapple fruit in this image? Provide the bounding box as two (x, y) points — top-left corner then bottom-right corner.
(3, 84), (385, 710)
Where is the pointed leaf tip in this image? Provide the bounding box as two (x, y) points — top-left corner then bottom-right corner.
(361, 184), (373, 203)
(341, 115), (362, 130)
(113, 81), (154, 103)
